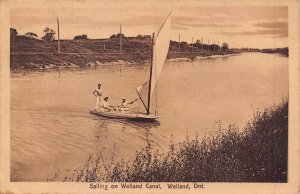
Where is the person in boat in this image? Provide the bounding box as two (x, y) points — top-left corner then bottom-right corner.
(117, 97), (138, 111)
(93, 83), (103, 110)
(100, 96), (112, 112)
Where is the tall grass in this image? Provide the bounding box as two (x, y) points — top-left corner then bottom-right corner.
(49, 99), (288, 182)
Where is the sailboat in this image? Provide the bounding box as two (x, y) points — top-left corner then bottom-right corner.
(90, 13), (171, 122)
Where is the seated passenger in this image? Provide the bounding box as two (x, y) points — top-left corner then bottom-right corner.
(117, 97), (138, 111)
(100, 96), (112, 112)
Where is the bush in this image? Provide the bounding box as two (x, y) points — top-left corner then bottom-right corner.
(42, 27), (55, 42)
(110, 33), (125, 39)
(74, 34), (88, 40)
(24, 32), (38, 39)
(10, 28), (18, 37)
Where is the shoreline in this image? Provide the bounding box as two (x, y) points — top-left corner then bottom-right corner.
(10, 52), (241, 72)
(10, 36), (288, 71)
(168, 53), (240, 62)
(10, 35), (241, 71)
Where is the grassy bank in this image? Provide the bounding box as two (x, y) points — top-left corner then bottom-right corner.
(11, 36), (237, 70)
(261, 47), (289, 57)
(49, 99), (288, 182)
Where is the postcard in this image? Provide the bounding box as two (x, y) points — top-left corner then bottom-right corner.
(0, 0), (299, 193)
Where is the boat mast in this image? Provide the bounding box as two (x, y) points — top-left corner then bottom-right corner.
(147, 32), (155, 115)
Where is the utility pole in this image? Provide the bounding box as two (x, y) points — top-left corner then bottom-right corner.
(208, 39), (209, 52)
(191, 37), (193, 53)
(120, 25), (122, 53)
(57, 17), (60, 53)
(178, 34), (181, 52)
(214, 40), (215, 52)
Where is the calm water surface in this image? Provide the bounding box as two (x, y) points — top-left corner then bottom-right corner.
(11, 53), (288, 181)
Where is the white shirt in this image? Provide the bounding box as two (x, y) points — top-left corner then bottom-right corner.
(119, 101), (128, 108)
(102, 100), (110, 109)
(95, 88), (103, 96)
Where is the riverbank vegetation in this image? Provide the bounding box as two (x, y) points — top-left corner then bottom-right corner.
(261, 47), (289, 57)
(49, 99), (288, 182)
(232, 47), (289, 57)
(10, 28), (237, 70)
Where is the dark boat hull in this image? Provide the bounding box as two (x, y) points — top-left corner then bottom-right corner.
(89, 110), (159, 122)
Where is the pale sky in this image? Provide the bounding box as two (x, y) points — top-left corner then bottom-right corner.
(10, 1), (288, 49)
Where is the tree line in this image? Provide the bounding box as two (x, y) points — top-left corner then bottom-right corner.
(194, 39), (229, 51)
(10, 27), (89, 41)
(10, 27), (56, 41)
(10, 27), (230, 51)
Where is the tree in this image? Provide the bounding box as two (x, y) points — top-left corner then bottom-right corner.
(10, 28), (18, 37)
(74, 34), (88, 40)
(24, 32), (38, 39)
(110, 34), (116, 39)
(110, 33), (125, 39)
(136, 35), (151, 39)
(42, 27), (55, 42)
(116, 33), (125, 38)
(181, 41), (188, 45)
(221, 42), (229, 51)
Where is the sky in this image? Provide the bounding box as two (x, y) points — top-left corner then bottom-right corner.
(10, 0), (288, 49)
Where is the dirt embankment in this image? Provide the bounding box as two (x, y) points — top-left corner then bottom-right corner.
(11, 36), (237, 70)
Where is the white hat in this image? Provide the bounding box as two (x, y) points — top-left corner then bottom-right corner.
(122, 97), (126, 100)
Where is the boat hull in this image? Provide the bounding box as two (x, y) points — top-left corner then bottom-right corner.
(90, 110), (159, 122)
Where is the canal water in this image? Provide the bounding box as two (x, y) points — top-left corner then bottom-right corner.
(10, 53), (288, 181)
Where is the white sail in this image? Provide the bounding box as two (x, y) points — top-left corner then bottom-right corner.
(136, 13), (171, 113)
(150, 13), (171, 95)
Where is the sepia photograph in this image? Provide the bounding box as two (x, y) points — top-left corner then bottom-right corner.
(1, 0), (299, 193)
